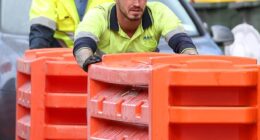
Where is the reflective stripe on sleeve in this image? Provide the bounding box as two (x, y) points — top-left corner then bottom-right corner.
(30, 16), (56, 30)
(75, 31), (99, 43)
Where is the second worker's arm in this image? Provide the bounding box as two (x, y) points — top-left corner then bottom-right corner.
(29, 24), (56, 49)
(29, 0), (59, 49)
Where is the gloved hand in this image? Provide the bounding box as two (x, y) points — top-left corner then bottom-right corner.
(181, 48), (198, 55)
(74, 47), (101, 72)
(82, 55), (102, 72)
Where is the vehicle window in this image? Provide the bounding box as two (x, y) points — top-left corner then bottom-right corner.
(0, 0), (31, 35)
(149, 0), (199, 36)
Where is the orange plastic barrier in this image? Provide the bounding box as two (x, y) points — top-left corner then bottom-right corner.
(88, 53), (259, 140)
(16, 48), (88, 140)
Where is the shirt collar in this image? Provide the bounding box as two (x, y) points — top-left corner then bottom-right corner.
(109, 5), (153, 31)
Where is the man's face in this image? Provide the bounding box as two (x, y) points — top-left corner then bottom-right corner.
(116, 0), (147, 21)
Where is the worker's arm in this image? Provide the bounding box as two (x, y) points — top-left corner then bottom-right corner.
(154, 2), (198, 54)
(168, 32), (198, 54)
(73, 37), (101, 72)
(73, 6), (107, 72)
(29, 0), (57, 49)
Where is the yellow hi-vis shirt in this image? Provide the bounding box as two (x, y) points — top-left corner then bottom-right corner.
(75, 2), (185, 54)
(30, 0), (113, 48)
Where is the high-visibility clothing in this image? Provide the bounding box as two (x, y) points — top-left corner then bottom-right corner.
(30, 0), (113, 48)
(75, 2), (185, 54)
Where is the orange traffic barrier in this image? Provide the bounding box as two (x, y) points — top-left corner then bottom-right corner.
(16, 48), (88, 140)
(150, 55), (258, 140)
(88, 53), (259, 140)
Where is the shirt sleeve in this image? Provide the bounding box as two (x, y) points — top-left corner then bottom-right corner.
(75, 6), (108, 43)
(152, 2), (185, 42)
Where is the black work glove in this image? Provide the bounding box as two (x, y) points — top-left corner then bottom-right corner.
(82, 55), (102, 72)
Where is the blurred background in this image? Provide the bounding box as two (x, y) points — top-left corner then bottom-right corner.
(191, 0), (260, 32)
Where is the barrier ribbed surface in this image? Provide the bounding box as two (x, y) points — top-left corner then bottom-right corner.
(88, 53), (259, 140)
(16, 48), (88, 140)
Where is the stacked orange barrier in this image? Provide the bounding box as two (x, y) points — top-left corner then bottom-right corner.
(88, 53), (259, 140)
(16, 48), (88, 140)
(150, 55), (258, 140)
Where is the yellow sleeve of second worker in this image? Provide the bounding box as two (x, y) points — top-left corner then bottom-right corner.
(30, 0), (57, 29)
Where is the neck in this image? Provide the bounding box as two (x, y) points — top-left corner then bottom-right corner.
(116, 9), (141, 38)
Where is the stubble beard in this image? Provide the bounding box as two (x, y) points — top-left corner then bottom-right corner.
(118, 4), (143, 21)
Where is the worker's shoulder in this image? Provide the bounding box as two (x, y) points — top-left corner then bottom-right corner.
(84, 2), (115, 23)
(147, 2), (173, 19)
(93, 2), (115, 12)
(147, 1), (169, 11)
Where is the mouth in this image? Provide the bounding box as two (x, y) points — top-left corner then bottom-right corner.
(131, 8), (142, 11)
(129, 7), (142, 12)
(129, 9), (142, 15)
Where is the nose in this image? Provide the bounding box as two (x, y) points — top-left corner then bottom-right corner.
(133, 0), (140, 7)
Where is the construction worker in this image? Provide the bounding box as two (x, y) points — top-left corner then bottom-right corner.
(29, 0), (113, 49)
(73, 0), (198, 72)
